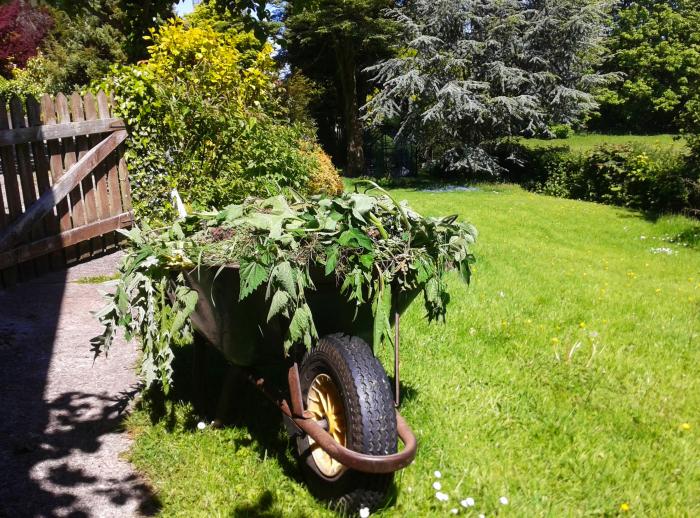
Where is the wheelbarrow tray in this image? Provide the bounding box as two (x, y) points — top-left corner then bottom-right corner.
(185, 264), (419, 367)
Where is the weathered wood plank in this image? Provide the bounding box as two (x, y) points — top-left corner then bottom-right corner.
(0, 211), (133, 269)
(56, 93), (85, 231)
(0, 130), (128, 252)
(85, 94), (110, 221)
(95, 91), (118, 251)
(0, 103), (23, 220)
(117, 146), (133, 212)
(27, 97), (58, 272)
(10, 97), (43, 277)
(97, 91), (123, 218)
(41, 94), (74, 265)
(0, 101), (19, 284)
(0, 118), (124, 146)
(71, 93), (96, 261)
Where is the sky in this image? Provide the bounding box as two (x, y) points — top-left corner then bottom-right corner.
(175, 0), (195, 17)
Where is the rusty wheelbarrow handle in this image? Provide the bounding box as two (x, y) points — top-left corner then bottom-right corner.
(291, 410), (418, 474)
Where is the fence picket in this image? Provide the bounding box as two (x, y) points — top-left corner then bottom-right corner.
(0, 101), (20, 286)
(27, 96), (63, 270)
(10, 97), (47, 277)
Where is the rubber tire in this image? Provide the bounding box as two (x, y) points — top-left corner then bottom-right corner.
(298, 333), (397, 515)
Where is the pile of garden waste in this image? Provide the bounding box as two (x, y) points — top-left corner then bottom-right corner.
(94, 183), (477, 392)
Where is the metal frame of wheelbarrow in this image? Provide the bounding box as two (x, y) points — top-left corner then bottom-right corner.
(238, 357), (418, 474)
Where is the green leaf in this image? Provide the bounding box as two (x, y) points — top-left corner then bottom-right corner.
(338, 228), (374, 251)
(239, 260), (269, 300)
(267, 290), (290, 322)
(272, 261), (297, 299)
(360, 253), (374, 269)
(325, 245), (339, 276)
(372, 283), (393, 348)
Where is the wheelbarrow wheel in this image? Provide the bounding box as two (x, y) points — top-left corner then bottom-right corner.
(298, 333), (397, 515)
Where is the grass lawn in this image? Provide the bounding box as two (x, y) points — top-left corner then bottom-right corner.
(125, 185), (700, 517)
(519, 133), (687, 155)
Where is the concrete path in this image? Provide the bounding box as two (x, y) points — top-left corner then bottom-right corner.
(0, 253), (157, 518)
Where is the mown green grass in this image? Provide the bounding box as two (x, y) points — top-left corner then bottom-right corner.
(520, 134), (687, 155)
(126, 185), (700, 517)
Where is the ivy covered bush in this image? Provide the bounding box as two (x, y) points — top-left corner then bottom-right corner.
(105, 18), (341, 221)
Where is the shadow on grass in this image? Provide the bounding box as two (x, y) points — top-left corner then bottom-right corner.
(145, 341), (304, 486)
(230, 490), (282, 517)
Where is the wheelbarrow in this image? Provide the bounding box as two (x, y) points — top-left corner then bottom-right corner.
(184, 265), (419, 513)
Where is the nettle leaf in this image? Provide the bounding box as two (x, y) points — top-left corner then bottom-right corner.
(338, 228), (374, 251)
(239, 260), (269, 300)
(272, 261), (297, 299)
(267, 290), (290, 322)
(325, 245), (340, 275)
(372, 283), (393, 348)
(360, 253), (375, 269)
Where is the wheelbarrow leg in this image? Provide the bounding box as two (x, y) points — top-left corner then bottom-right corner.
(212, 364), (244, 427)
(192, 333), (208, 415)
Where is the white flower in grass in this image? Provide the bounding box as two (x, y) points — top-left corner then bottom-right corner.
(499, 496), (509, 505)
(197, 421), (206, 430)
(478, 514), (486, 518)
(450, 509), (459, 515)
(436, 491), (449, 502)
(460, 497), (475, 507)
(433, 481), (442, 490)
(359, 507), (370, 518)
(434, 470), (442, 478)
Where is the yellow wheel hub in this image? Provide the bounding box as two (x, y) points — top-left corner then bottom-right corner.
(306, 373), (347, 477)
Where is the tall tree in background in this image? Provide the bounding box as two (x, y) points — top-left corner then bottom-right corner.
(364, 0), (614, 175)
(284, 0), (397, 176)
(595, 0), (700, 133)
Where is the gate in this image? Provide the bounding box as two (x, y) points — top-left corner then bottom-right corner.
(0, 91), (133, 287)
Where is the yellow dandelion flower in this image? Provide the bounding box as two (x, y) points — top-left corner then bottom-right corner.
(655, 288), (661, 293)
(579, 322), (586, 329)
(681, 422), (691, 431)
(551, 337), (559, 344)
(620, 502), (630, 512)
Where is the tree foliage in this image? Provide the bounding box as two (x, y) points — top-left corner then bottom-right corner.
(1, 1), (176, 96)
(0, 0), (53, 78)
(595, 0), (700, 133)
(284, 0), (398, 176)
(364, 0), (615, 176)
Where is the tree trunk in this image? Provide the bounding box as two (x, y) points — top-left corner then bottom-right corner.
(335, 44), (365, 177)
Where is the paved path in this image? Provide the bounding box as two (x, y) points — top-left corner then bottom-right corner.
(0, 253), (157, 518)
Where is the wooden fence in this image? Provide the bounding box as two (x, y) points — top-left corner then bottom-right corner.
(0, 91), (133, 287)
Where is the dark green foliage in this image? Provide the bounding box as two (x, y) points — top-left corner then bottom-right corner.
(365, 0), (615, 177)
(498, 141), (698, 215)
(284, 0), (398, 176)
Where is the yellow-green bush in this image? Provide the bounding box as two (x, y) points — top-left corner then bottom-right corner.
(105, 18), (327, 221)
(306, 144), (344, 195)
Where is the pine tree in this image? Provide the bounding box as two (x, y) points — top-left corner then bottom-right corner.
(364, 0), (615, 175)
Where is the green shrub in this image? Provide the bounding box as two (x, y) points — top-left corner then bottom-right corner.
(549, 124), (573, 139)
(498, 141), (696, 214)
(103, 18), (338, 221)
